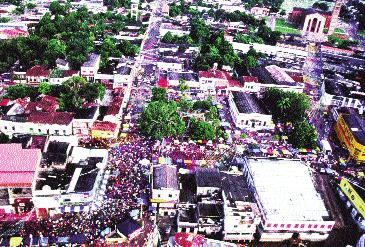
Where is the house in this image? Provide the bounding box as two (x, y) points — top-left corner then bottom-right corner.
(49, 69), (79, 85)
(91, 121), (118, 139)
(55, 58), (70, 70)
(81, 53), (101, 82)
(113, 66), (132, 89)
(228, 91), (273, 130)
(103, 94), (123, 124)
(0, 143), (41, 214)
(151, 165), (179, 216)
(26, 65), (49, 85)
(73, 106), (99, 138)
(157, 57), (184, 72)
(250, 7), (270, 17)
(160, 23), (190, 37)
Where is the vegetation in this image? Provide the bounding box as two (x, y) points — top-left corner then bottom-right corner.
(262, 88), (317, 148)
(275, 18), (301, 35)
(234, 33), (264, 44)
(162, 32), (193, 44)
(340, 0), (365, 32)
(151, 87), (168, 102)
(0, 3), (139, 73)
(0, 17), (10, 23)
(190, 119), (216, 140)
(262, 88), (310, 124)
(5, 84), (39, 100)
(0, 132), (10, 144)
(328, 34), (359, 49)
(312, 1), (329, 11)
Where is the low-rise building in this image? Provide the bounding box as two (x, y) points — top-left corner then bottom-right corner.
(335, 112), (365, 164)
(151, 165), (179, 216)
(72, 106), (99, 138)
(26, 65), (49, 85)
(49, 69), (79, 85)
(81, 53), (100, 82)
(228, 91), (273, 130)
(33, 140), (108, 216)
(250, 7), (270, 17)
(0, 144), (41, 214)
(91, 121), (118, 139)
(199, 69), (233, 95)
(157, 58), (184, 72)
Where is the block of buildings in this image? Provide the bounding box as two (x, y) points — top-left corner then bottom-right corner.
(81, 53), (101, 82)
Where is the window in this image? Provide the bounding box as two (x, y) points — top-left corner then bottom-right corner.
(158, 194), (161, 198)
(63, 130), (66, 135)
(267, 223), (272, 227)
(313, 224), (318, 228)
(4, 126), (7, 129)
(280, 224), (285, 228)
(273, 224), (278, 228)
(300, 224), (305, 228)
(308, 224), (312, 229)
(55, 130), (59, 135)
(38, 129), (41, 133)
(294, 224), (299, 228)
(168, 194), (172, 198)
(12, 126), (15, 131)
(234, 225), (237, 228)
(320, 225), (325, 228)
(328, 225), (332, 229)
(286, 224), (291, 228)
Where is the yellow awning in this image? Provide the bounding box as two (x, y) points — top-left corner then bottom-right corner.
(119, 133), (127, 138)
(158, 157), (165, 164)
(184, 160), (192, 164)
(200, 160), (207, 165)
(273, 150), (279, 155)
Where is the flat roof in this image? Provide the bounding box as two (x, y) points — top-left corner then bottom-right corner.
(153, 165), (178, 190)
(247, 159), (330, 222)
(82, 53), (100, 67)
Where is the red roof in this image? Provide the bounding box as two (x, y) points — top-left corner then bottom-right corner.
(28, 111), (74, 125)
(92, 121), (117, 131)
(0, 144), (41, 187)
(106, 96), (123, 116)
(0, 98), (10, 106)
(228, 80), (242, 87)
(322, 45), (354, 55)
(26, 65), (49, 77)
(199, 70), (232, 80)
(242, 76), (259, 83)
(158, 78), (169, 88)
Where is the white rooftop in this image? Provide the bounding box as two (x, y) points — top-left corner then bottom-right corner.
(248, 159), (329, 222)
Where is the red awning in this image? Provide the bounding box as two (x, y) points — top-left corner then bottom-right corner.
(158, 78), (168, 88)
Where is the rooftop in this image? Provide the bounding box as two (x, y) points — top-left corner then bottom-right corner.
(92, 121), (117, 131)
(247, 159), (330, 222)
(74, 106), (98, 119)
(26, 65), (49, 77)
(153, 165), (178, 190)
(28, 111), (74, 125)
(0, 144), (41, 187)
(197, 203), (224, 218)
(199, 70), (232, 80)
(82, 53), (100, 68)
(195, 168), (221, 188)
(221, 172), (251, 203)
(231, 91), (266, 114)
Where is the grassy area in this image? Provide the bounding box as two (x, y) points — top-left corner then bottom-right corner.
(334, 27), (346, 34)
(275, 18), (301, 35)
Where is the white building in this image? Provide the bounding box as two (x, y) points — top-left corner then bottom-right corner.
(221, 172), (261, 241)
(151, 165), (180, 216)
(242, 158), (335, 242)
(157, 58), (184, 72)
(228, 91), (273, 130)
(160, 23), (190, 37)
(33, 142), (108, 216)
(81, 53), (101, 82)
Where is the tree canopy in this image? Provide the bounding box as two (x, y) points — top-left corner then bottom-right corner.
(262, 88), (310, 124)
(151, 87), (168, 102)
(138, 101), (186, 140)
(189, 119), (216, 140)
(288, 120), (317, 148)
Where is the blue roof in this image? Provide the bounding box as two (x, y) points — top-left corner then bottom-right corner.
(116, 219), (141, 237)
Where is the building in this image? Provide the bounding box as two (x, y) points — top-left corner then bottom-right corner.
(33, 140), (108, 216)
(91, 121), (118, 139)
(247, 65), (304, 93)
(335, 112), (365, 164)
(228, 91), (273, 131)
(242, 158), (335, 242)
(26, 65), (49, 85)
(113, 66), (132, 89)
(105, 219), (142, 245)
(49, 69), (79, 85)
(199, 69), (233, 95)
(151, 165), (179, 216)
(250, 7), (270, 18)
(160, 23), (190, 37)
(157, 58), (184, 72)
(72, 106), (99, 138)
(221, 172), (260, 241)
(0, 144), (41, 214)
(81, 53), (100, 82)
(55, 58), (70, 70)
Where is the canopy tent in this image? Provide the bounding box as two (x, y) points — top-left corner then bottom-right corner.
(69, 234), (87, 244)
(9, 237), (22, 247)
(139, 158), (150, 166)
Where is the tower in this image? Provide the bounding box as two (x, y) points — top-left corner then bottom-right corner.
(328, 0), (345, 35)
(130, 0), (140, 22)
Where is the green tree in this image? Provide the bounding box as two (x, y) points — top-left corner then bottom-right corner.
(189, 119), (216, 140)
(5, 84), (28, 100)
(162, 31), (174, 43)
(26, 3), (36, 9)
(177, 95), (193, 112)
(190, 18), (209, 44)
(178, 79), (189, 93)
(151, 87), (168, 102)
(312, 2), (329, 11)
(0, 132), (9, 143)
(38, 82), (52, 95)
(289, 120), (317, 148)
(44, 39), (67, 66)
(138, 101), (186, 139)
(49, 1), (67, 16)
(82, 83), (106, 102)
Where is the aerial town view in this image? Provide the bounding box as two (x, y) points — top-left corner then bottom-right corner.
(0, 0), (365, 246)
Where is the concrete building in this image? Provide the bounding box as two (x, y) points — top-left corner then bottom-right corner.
(81, 53), (100, 82)
(151, 165), (179, 216)
(0, 144), (41, 214)
(228, 91), (273, 131)
(242, 158), (335, 242)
